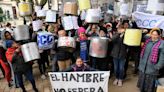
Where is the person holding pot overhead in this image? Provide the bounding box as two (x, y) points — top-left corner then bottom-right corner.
(137, 28), (164, 92)
(110, 23), (128, 87)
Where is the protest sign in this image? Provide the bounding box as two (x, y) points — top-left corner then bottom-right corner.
(37, 31), (54, 50)
(132, 12), (164, 29)
(49, 71), (110, 92)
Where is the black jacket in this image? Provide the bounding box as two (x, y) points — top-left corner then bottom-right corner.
(111, 33), (128, 59)
(12, 52), (32, 74)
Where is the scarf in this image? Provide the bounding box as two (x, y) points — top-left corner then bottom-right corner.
(140, 38), (161, 64)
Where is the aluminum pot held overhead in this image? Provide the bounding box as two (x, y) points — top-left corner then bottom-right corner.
(18, 1), (32, 16)
(14, 25), (30, 41)
(89, 37), (109, 58)
(57, 37), (76, 53)
(21, 42), (40, 62)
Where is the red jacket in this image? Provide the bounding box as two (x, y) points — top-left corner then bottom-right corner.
(6, 48), (16, 63)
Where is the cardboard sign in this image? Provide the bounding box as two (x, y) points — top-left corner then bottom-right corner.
(45, 10), (57, 23)
(78, 0), (91, 11)
(51, 0), (58, 11)
(49, 71), (110, 92)
(120, 3), (129, 16)
(35, 6), (41, 12)
(37, 9), (46, 17)
(132, 12), (164, 29)
(62, 16), (79, 30)
(85, 9), (101, 23)
(63, 2), (78, 15)
(32, 20), (43, 31)
(123, 29), (142, 46)
(37, 31), (54, 50)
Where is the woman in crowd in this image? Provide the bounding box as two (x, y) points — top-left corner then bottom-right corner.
(137, 28), (164, 92)
(0, 46), (12, 87)
(63, 56), (95, 72)
(48, 23), (59, 72)
(57, 30), (72, 71)
(5, 40), (38, 92)
(77, 27), (88, 63)
(110, 23), (128, 86)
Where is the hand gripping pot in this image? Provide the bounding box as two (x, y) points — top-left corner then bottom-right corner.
(18, 1), (32, 16)
(57, 37), (76, 53)
(89, 37), (109, 58)
(14, 25), (30, 41)
(21, 42), (40, 62)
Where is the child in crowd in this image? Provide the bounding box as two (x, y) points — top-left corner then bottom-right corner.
(78, 27), (89, 63)
(63, 56), (96, 72)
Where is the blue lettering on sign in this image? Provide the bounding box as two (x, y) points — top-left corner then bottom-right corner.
(38, 35), (54, 45)
(136, 19), (158, 28)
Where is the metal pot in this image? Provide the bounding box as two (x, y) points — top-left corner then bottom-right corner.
(78, 0), (91, 11)
(89, 37), (109, 58)
(18, 1), (32, 16)
(14, 25), (30, 41)
(57, 37), (76, 53)
(45, 10), (57, 23)
(21, 42), (40, 62)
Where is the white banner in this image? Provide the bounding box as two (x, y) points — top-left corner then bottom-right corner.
(49, 71), (110, 92)
(132, 12), (164, 29)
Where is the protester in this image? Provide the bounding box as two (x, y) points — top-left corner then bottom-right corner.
(57, 30), (72, 71)
(137, 28), (164, 92)
(48, 24), (59, 72)
(5, 22), (13, 36)
(0, 46), (12, 87)
(110, 23), (128, 86)
(63, 56), (95, 72)
(77, 27), (88, 63)
(5, 40), (38, 92)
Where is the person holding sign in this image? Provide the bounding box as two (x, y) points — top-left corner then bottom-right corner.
(137, 28), (164, 92)
(63, 56), (95, 72)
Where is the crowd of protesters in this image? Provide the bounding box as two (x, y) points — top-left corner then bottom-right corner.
(0, 13), (164, 92)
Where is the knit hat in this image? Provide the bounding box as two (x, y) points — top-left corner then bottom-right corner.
(78, 27), (86, 36)
(5, 40), (14, 48)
